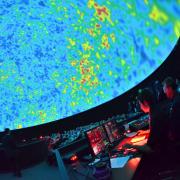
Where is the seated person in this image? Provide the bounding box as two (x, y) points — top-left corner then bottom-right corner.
(124, 88), (169, 153)
(1, 128), (22, 177)
(162, 77), (180, 142)
(124, 88), (171, 180)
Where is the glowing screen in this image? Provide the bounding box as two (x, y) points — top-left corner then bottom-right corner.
(104, 120), (122, 143)
(0, 0), (179, 131)
(86, 126), (109, 155)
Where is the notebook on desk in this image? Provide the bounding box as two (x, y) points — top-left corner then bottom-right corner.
(110, 156), (131, 168)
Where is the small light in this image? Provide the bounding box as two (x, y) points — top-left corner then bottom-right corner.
(127, 130), (131, 133)
(70, 155), (78, 162)
(117, 146), (122, 150)
(39, 136), (43, 139)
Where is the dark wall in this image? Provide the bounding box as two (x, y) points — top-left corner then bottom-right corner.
(1, 38), (180, 141)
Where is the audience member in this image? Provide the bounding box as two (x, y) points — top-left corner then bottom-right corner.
(124, 88), (169, 153)
(124, 88), (172, 179)
(162, 77), (180, 141)
(1, 128), (22, 177)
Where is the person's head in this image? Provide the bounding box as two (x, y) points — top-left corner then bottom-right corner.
(162, 77), (177, 99)
(4, 128), (10, 135)
(137, 88), (155, 113)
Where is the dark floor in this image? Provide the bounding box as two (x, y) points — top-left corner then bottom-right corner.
(0, 162), (60, 180)
(0, 161), (95, 180)
(1, 159), (180, 180)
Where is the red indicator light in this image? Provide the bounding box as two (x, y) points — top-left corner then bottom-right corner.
(70, 155), (78, 162)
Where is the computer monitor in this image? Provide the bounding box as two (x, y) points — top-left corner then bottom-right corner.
(103, 120), (122, 144)
(86, 126), (110, 156)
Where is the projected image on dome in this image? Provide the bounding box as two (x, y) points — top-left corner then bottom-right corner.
(0, 0), (179, 131)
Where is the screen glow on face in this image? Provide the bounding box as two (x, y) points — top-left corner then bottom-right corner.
(0, 0), (179, 131)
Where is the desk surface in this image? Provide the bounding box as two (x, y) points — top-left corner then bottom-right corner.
(61, 130), (149, 180)
(111, 157), (141, 180)
(111, 130), (149, 180)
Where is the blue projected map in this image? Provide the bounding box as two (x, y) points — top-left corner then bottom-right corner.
(0, 0), (179, 130)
